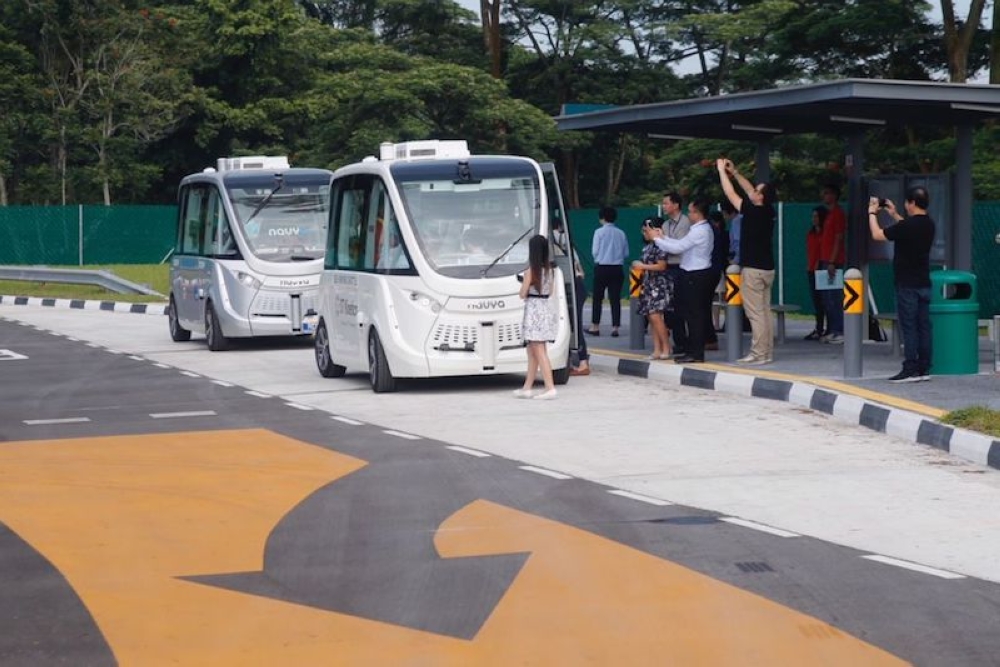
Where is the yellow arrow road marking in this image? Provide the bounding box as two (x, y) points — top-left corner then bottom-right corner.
(436, 500), (908, 665)
(0, 431), (909, 665)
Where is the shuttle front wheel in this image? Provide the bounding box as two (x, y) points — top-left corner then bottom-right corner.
(368, 329), (397, 393)
(315, 320), (346, 378)
(204, 301), (230, 352)
(168, 295), (191, 342)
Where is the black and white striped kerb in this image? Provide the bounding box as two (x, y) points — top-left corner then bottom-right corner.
(593, 354), (1000, 472)
(0, 295), (167, 316)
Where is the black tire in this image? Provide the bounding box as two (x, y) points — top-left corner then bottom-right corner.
(168, 295), (191, 342)
(315, 319), (346, 378)
(368, 329), (396, 393)
(553, 348), (571, 386)
(205, 301), (229, 351)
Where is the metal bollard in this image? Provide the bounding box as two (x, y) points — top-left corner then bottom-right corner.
(629, 299), (645, 350)
(843, 267), (863, 378)
(724, 264), (744, 362)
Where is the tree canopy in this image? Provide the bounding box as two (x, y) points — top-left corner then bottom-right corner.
(0, 0), (996, 207)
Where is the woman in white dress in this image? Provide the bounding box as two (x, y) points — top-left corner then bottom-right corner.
(514, 234), (558, 400)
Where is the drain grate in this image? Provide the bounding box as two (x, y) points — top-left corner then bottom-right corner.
(735, 561), (774, 573)
(648, 516), (719, 526)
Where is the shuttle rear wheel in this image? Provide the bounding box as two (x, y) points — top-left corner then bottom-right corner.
(205, 301), (230, 351)
(315, 319), (346, 378)
(368, 329), (396, 393)
(168, 295), (191, 342)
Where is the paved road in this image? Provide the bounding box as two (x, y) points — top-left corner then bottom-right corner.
(3, 305), (1000, 665)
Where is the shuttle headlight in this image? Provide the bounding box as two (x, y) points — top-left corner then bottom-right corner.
(409, 291), (442, 313)
(236, 271), (262, 289)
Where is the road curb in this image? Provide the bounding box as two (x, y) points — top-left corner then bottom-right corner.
(590, 352), (1000, 472)
(0, 295), (167, 316)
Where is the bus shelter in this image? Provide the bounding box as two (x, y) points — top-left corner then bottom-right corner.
(554, 78), (1000, 273)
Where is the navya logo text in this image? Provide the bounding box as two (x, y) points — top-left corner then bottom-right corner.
(268, 227), (300, 236)
(467, 299), (506, 310)
(277, 278), (311, 288)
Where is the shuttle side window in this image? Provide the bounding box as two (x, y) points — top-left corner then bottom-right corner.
(376, 205), (411, 272)
(180, 185), (209, 255)
(209, 190), (239, 257)
(332, 175), (371, 270)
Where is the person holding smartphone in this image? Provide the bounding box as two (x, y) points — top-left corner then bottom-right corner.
(867, 188), (936, 383)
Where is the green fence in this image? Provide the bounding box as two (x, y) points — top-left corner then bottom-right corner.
(2, 202), (998, 318)
(0, 205), (176, 265)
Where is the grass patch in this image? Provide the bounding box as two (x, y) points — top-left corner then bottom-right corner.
(941, 406), (1000, 439)
(0, 264), (169, 303)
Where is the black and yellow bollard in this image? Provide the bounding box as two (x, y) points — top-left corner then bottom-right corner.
(843, 267), (863, 377)
(725, 264), (744, 362)
(628, 267), (645, 350)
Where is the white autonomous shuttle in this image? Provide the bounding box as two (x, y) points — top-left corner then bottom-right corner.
(309, 140), (581, 392)
(168, 156), (333, 350)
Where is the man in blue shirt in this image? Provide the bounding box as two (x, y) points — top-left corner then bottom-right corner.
(588, 206), (629, 337)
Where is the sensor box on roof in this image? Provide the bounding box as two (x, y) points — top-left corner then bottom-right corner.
(216, 155), (291, 172)
(378, 140), (471, 161)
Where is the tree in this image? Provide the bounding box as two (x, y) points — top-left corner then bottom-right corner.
(940, 0), (988, 82)
(299, 33), (559, 167)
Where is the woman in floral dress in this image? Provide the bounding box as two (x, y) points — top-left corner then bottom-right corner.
(632, 217), (671, 359)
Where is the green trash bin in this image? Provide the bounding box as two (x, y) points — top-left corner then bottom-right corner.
(929, 270), (978, 375)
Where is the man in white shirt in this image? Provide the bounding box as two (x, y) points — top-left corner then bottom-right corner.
(661, 192), (691, 355)
(648, 197), (715, 363)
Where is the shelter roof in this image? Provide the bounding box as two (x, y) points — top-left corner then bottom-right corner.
(555, 79), (1000, 140)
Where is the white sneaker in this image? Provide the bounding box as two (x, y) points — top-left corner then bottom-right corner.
(745, 357), (773, 365)
(532, 389), (558, 400)
(824, 333), (844, 344)
(512, 388), (534, 398)
(736, 354), (758, 363)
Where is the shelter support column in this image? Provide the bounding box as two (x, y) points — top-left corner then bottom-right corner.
(845, 132), (866, 271)
(954, 124), (973, 270)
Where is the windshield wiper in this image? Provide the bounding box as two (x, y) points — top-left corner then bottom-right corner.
(481, 226), (533, 277)
(243, 173), (285, 227)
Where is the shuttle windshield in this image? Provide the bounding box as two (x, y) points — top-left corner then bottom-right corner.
(228, 173), (331, 263)
(392, 159), (540, 278)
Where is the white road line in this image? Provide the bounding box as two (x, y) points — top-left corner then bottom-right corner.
(860, 555), (966, 580)
(446, 445), (491, 458)
(154, 363), (170, 369)
(211, 380), (234, 387)
(384, 430), (421, 440)
(66, 337), (79, 342)
(245, 390), (272, 398)
(128, 355), (144, 361)
(180, 371), (200, 378)
(720, 517), (801, 538)
(105, 349), (122, 354)
(149, 410), (217, 419)
(285, 402), (314, 411)
(332, 416), (364, 426)
(519, 465), (573, 480)
(607, 489), (673, 506)
(23, 417), (91, 425)
(86, 342), (101, 348)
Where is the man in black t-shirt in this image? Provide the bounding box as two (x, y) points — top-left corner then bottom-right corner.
(717, 158), (777, 364)
(868, 188), (936, 383)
